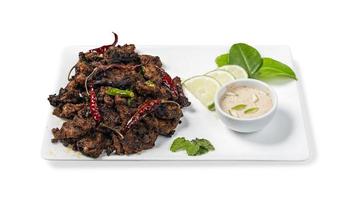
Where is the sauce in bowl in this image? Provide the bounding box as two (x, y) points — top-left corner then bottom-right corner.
(220, 86), (273, 119)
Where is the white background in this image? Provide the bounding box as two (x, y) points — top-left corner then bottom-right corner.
(0, 0), (349, 199)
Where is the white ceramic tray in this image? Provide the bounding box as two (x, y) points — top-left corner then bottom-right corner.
(42, 45), (310, 161)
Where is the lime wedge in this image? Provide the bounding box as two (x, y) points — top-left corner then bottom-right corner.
(220, 65), (248, 79)
(182, 75), (221, 111)
(205, 69), (235, 85)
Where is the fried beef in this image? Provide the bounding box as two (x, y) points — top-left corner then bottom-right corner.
(48, 41), (190, 158)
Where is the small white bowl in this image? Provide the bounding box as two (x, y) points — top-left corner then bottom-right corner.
(215, 79), (278, 133)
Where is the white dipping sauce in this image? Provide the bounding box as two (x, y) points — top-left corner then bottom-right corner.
(220, 86), (273, 119)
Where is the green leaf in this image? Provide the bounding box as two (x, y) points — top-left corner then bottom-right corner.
(232, 104), (247, 111)
(170, 137), (187, 152)
(186, 143), (200, 156)
(244, 107), (259, 114)
(195, 147), (209, 155)
(253, 58), (297, 80)
(229, 43), (262, 77)
(192, 138), (215, 151)
(170, 137), (215, 156)
(215, 53), (229, 67)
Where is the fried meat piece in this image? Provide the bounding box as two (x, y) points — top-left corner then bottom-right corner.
(105, 44), (140, 64)
(173, 76), (191, 107)
(52, 116), (96, 140)
(48, 88), (83, 107)
(139, 55), (162, 67)
(48, 41), (190, 158)
(53, 103), (85, 119)
(77, 132), (106, 158)
(112, 118), (159, 155)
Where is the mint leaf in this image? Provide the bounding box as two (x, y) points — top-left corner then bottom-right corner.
(229, 43), (262, 77)
(195, 147), (209, 155)
(192, 138), (215, 151)
(170, 137), (215, 156)
(186, 143), (200, 156)
(253, 58), (297, 80)
(170, 137), (187, 152)
(215, 53), (229, 67)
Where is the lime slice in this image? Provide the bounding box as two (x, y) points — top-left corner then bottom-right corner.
(220, 65), (248, 79)
(182, 75), (221, 111)
(205, 69), (235, 85)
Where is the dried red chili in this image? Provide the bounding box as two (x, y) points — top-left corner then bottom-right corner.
(85, 70), (124, 139)
(162, 73), (178, 97)
(88, 82), (101, 122)
(155, 66), (178, 98)
(121, 100), (181, 134)
(122, 99), (162, 133)
(84, 63), (140, 122)
(85, 69), (102, 122)
(88, 32), (118, 54)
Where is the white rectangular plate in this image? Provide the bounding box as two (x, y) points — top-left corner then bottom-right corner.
(42, 45), (310, 161)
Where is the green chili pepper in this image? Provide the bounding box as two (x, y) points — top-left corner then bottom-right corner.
(244, 107), (259, 114)
(145, 80), (156, 87)
(106, 87), (135, 98)
(232, 104), (247, 111)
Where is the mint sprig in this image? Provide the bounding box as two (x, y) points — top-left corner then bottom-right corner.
(170, 137), (215, 156)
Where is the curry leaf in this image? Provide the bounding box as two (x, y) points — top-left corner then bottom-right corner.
(215, 53), (229, 67)
(253, 58), (297, 80)
(229, 43), (262, 77)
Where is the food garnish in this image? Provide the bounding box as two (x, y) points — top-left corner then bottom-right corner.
(170, 137), (215, 156)
(215, 53), (229, 67)
(85, 68), (102, 122)
(244, 107), (259, 114)
(88, 32), (118, 55)
(106, 87), (135, 98)
(182, 75), (221, 111)
(253, 58), (297, 80)
(220, 65), (248, 79)
(232, 104), (247, 111)
(229, 43), (262, 77)
(121, 100), (181, 134)
(215, 43), (297, 80)
(88, 82), (102, 122)
(155, 65), (179, 99)
(205, 69), (235, 85)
